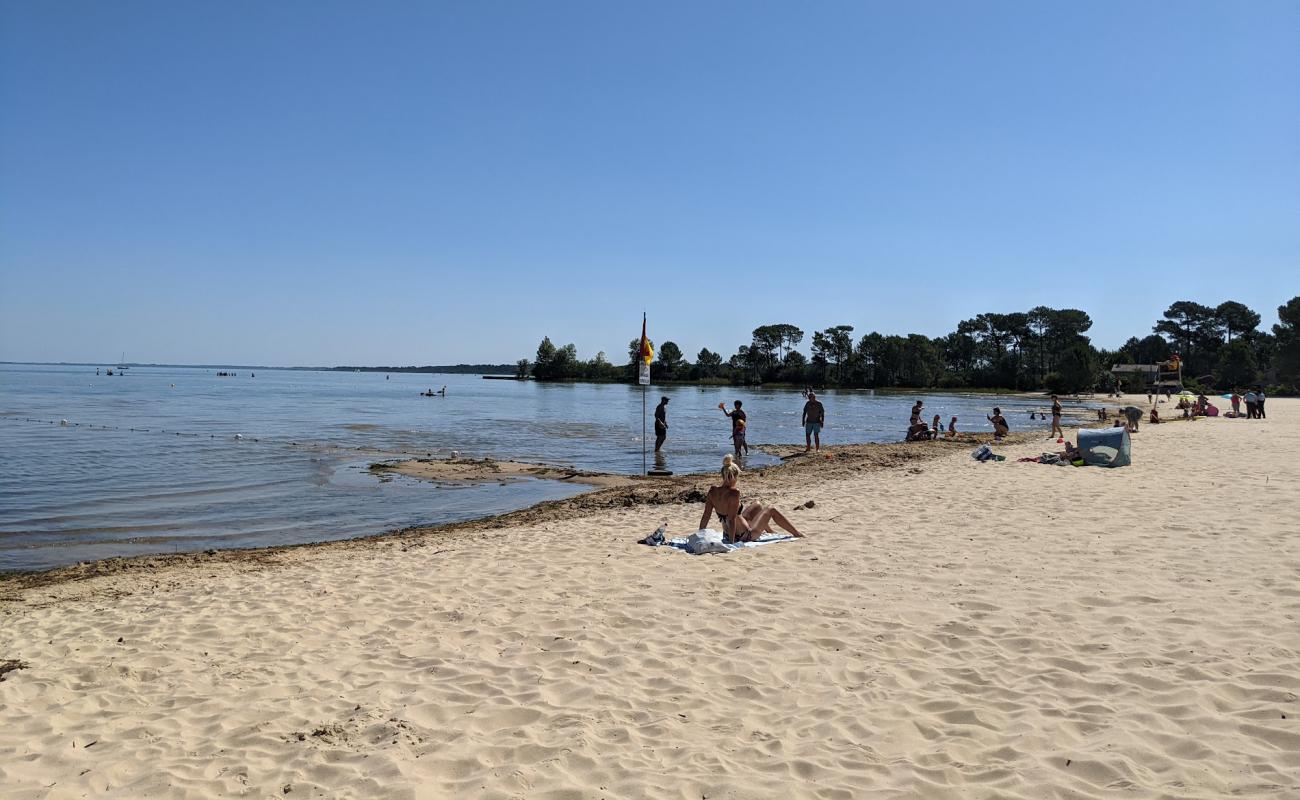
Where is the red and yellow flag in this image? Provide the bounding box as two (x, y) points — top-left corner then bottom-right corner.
(639, 313), (654, 364)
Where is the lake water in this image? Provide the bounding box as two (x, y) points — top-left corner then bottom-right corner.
(0, 364), (1091, 571)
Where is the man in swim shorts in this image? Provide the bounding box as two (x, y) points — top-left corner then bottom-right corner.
(802, 391), (826, 451)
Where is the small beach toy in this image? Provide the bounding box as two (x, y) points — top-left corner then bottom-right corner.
(1057, 438), (1064, 444)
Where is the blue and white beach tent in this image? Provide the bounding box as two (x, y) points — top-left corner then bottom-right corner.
(1077, 427), (1131, 468)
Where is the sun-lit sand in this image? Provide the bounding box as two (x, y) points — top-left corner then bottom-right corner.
(2, 397), (1297, 799)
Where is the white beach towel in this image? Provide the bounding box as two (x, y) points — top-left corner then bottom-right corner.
(667, 529), (797, 555)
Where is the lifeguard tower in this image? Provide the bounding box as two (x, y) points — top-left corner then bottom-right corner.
(1110, 354), (1182, 397)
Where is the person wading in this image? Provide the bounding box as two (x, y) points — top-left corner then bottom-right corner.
(654, 396), (669, 452)
(720, 400), (748, 458)
(803, 392), (826, 452)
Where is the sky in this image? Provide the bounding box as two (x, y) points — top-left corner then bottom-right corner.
(1, 1), (1297, 366)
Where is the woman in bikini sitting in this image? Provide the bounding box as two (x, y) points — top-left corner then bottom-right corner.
(699, 455), (804, 544)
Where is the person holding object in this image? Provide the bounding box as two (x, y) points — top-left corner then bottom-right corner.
(802, 391), (826, 451)
(653, 396), (669, 452)
(720, 400), (748, 457)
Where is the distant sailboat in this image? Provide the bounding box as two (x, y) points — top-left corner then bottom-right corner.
(116, 352), (129, 373)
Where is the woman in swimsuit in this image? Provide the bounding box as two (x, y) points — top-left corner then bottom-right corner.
(1049, 394), (1063, 439)
(699, 455), (804, 544)
(987, 407), (1009, 441)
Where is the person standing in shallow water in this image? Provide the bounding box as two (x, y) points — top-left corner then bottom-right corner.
(1050, 394), (1063, 439)
(803, 392), (826, 451)
(653, 396), (669, 452)
(720, 400), (748, 458)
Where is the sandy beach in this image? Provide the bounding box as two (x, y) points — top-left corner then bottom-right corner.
(2, 396), (1297, 799)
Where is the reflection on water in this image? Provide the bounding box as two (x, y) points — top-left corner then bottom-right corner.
(0, 364), (1093, 570)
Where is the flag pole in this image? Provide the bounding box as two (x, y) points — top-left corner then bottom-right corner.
(640, 311), (649, 475)
(642, 311), (647, 476)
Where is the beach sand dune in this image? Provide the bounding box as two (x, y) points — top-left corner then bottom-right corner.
(2, 398), (1298, 798)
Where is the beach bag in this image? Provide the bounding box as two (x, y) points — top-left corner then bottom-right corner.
(971, 445), (994, 462)
(686, 530), (729, 555)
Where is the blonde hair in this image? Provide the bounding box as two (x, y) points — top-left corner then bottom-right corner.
(720, 454), (742, 484)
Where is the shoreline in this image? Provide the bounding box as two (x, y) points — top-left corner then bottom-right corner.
(0, 413), (1101, 593)
(0, 385), (1110, 588)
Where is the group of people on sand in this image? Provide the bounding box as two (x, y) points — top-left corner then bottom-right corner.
(905, 399), (960, 442)
(653, 392), (829, 458)
(906, 398), (1020, 443)
(1227, 388), (1268, 419)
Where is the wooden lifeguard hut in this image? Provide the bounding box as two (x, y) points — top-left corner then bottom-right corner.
(1110, 354), (1182, 394)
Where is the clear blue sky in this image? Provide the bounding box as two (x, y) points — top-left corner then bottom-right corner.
(2, 1), (1297, 366)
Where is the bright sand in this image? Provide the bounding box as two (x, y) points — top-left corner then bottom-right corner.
(2, 397), (1297, 799)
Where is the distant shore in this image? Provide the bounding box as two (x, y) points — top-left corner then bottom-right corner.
(0, 361), (516, 374)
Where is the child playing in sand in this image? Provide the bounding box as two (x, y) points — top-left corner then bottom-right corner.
(906, 421), (933, 441)
(945, 416), (958, 439)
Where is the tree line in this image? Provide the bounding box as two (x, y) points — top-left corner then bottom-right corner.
(522, 296), (1300, 394)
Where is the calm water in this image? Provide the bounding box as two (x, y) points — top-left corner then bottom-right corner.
(0, 364), (1089, 571)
